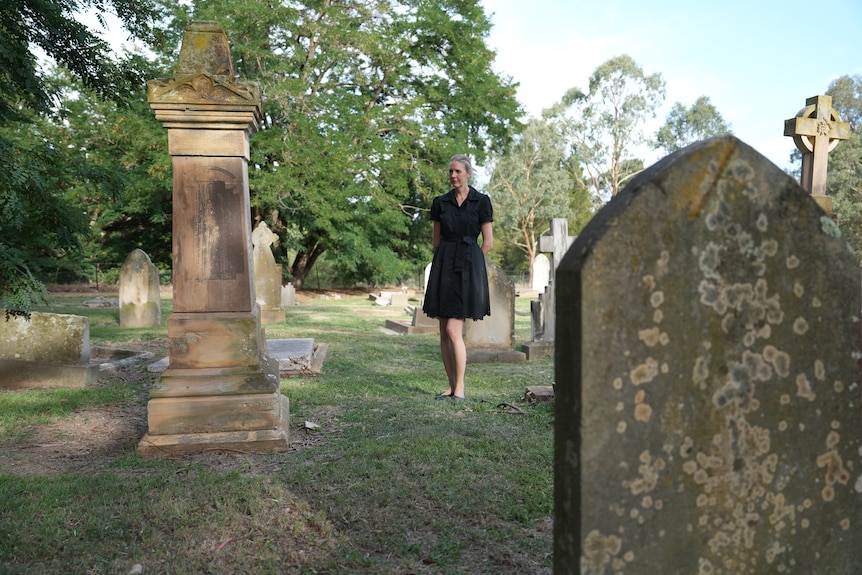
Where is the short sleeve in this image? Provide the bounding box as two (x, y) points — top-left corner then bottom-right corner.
(430, 195), (442, 222)
(479, 193), (493, 224)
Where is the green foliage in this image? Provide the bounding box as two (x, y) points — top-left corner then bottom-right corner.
(826, 75), (862, 259)
(654, 95), (732, 155)
(489, 117), (573, 272)
(50, 70), (174, 271)
(547, 54), (666, 201)
(157, 0), (522, 288)
(0, 0), (159, 313)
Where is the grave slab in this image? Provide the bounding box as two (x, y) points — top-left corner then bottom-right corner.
(267, 338), (327, 374)
(554, 135), (862, 574)
(0, 311), (154, 388)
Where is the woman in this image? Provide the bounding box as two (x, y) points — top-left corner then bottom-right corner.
(422, 154), (493, 400)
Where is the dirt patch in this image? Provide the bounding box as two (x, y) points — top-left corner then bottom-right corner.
(0, 356), (333, 478)
(0, 365), (151, 477)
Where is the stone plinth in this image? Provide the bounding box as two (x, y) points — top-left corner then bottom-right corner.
(139, 21), (289, 456)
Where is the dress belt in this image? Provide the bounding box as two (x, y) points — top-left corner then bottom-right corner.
(441, 236), (478, 272)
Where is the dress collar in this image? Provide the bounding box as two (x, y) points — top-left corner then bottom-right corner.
(444, 186), (479, 203)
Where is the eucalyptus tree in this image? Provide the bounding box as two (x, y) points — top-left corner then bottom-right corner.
(0, 0), (159, 314)
(824, 75), (862, 258)
(653, 95), (731, 155)
(488, 117), (572, 275)
(157, 0), (522, 287)
(546, 54), (665, 203)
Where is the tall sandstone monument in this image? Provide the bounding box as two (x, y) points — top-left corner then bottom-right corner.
(139, 22), (289, 456)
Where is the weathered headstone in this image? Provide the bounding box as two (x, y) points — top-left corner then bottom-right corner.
(0, 311), (152, 388)
(119, 248), (161, 328)
(141, 22), (289, 456)
(252, 221), (285, 323)
(522, 220), (570, 360)
(464, 264), (525, 363)
(281, 282), (296, 307)
(531, 253), (551, 293)
(521, 285), (556, 360)
(784, 95), (850, 214)
(1, 311), (90, 364)
(554, 135), (862, 573)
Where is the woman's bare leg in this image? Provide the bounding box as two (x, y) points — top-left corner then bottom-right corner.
(439, 318), (466, 398)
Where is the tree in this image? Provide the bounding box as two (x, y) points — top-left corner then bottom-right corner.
(46, 67), (174, 275)
(546, 55), (665, 203)
(0, 0), (158, 314)
(653, 96), (731, 155)
(825, 75), (862, 258)
(157, 0), (522, 288)
(488, 118), (572, 277)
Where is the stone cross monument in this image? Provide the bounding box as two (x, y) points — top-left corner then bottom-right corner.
(537, 218), (575, 280)
(139, 21), (289, 456)
(784, 95), (850, 214)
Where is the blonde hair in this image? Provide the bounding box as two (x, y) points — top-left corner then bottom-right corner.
(449, 154), (473, 176)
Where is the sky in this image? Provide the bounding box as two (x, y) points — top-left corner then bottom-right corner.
(478, 0), (862, 171)
(87, 0), (862, 171)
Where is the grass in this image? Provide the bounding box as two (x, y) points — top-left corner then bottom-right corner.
(0, 291), (554, 574)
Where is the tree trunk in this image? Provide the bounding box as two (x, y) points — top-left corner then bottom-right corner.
(290, 239), (326, 289)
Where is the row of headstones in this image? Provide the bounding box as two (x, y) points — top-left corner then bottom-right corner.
(118, 221), (295, 329)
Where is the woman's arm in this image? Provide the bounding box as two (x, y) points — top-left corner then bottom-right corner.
(432, 221), (441, 251)
(480, 221), (493, 255)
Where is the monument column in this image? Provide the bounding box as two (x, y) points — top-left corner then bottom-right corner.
(138, 21), (289, 456)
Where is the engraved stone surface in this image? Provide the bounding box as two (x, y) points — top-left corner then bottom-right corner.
(554, 135), (862, 574)
(464, 263), (515, 350)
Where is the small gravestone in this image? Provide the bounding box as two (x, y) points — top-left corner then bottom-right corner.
(119, 249), (161, 328)
(281, 282), (296, 307)
(252, 221), (285, 323)
(554, 136), (862, 573)
(531, 253), (551, 292)
(464, 264), (525, 363)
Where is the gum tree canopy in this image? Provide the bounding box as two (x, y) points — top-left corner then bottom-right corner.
(0, 0), (158, 314)
(160, 0), (522, 288)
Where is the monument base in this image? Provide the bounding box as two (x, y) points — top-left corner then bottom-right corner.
(384, 319), (438, 334)
(260, 308), (285, 324)
(467, 348), (526, 363)
(140, 351), (290, 457)
(138, 392), (290, 457)
(521, 340), (555, 360)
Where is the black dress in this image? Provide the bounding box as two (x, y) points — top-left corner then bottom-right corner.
(423, 186), (492, 320)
